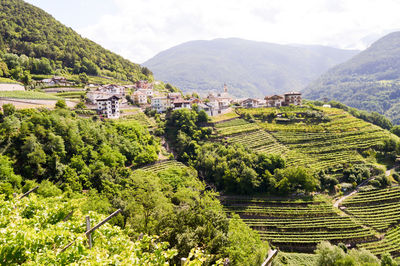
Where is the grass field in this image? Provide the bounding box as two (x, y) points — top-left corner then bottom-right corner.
(54, 91), (86, 98)
(0, 77), (22, 84)
(0, 90), (61, 100)
(121, 111), (155, 128)
(210, 111), (239, 122)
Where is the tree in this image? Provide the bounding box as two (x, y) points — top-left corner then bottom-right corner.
(381, 253), (396, 266)
(141, 67), (152, 77)
(0, 154), (22, 188)
(21, 70), (31, 85)
(79, 72), (89, 84)
(2, 104), (16, 117)
(75, 101), (86, 109)
(275, 167), (319, 194)
(390, 125), (400, 137)
(224, 215), (268, 265)
(55, 99), (67, 109)
(197, 110), (209, 123)
(0, 61), (9, 77)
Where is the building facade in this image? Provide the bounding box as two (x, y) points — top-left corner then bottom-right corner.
(133, 91), (147, 105)
(284, 92), (302, 106)
(97, 95), (121, 119)
(151, 97), (171, 113)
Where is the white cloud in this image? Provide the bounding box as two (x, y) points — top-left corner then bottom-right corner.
(76, 0), (400, 63)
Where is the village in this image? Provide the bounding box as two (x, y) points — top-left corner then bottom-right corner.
(79, 78), (303, 119)
(0, 75), (302, 119)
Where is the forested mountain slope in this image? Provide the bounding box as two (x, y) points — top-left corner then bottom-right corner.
(304, 31), (400, 124)
(0, 0), (151, 81)
(144, 38), (359, 97)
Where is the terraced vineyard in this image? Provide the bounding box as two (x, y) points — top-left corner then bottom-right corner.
(342, 187), (400, 231)
(133, 160), (187, 173)
(228, 130), (288, 154)
(222, 196), (377, 252)
(214, 107), (400, 258)
(213, 107), (396, 172)
(339, 186), (400, 256)
(214, 118), (260, 137)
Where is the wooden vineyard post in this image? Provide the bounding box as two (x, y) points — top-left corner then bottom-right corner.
(63, 211), (74, 222)
(19, 186), (39, 199)
(86, 216), (92, 249)
(181, 257), (187, 265)
(261, 249), (278, 266)
(59, 209), (121, 253)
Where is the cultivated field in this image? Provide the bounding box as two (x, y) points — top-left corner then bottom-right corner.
(222, 195), (377, 252)
(213, 107), (394, 172)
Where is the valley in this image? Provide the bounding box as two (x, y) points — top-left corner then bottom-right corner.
(2, 0), (400, 265)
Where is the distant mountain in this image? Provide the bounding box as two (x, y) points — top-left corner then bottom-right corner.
(0, 0), (150, 81)
(144, 38), (359, 97)
(304, 31), (400, 124)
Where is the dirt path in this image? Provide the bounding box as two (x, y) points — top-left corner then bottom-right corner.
(333, 177), (374, 208)
(157, 137), (171, 160)
(333, 190), (357, 208)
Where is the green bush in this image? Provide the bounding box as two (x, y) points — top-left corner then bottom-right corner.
(37, 180), (62, 197)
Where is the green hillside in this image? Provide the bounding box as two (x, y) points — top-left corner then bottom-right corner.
(0, 107), (269, 265)
(225, 106), (394, 173)
(0, 0), (151, 82)
(304, 31), (400, 124)
(207, 107), (400, 258)
(144, 38), (359, 97)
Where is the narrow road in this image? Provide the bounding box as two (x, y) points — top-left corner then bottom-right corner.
(333, 190), (357, 208)
(333, 177), (374, 208)
(334, 167), (396, 209)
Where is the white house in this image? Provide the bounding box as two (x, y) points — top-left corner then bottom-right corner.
(151, 97), (171, 113)
(198, 103), (213, 117)
(137, 88), (154, 98)
(132, 90), (147, 105)
(96, 95), (121, 119)
(265, 95), (285, 107)
(241, 98), (259, 108)
(87, 84), (126, 104)
(41, 76), (71, 86)
(87, 91), (111, 104)
(99, 84), (125, 96)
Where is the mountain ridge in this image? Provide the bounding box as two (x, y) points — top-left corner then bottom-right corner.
(144, 38), (359, 97)
(304, 31), (400, 124)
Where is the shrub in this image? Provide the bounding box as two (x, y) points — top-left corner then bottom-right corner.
(55, 99), (67, 109)
(37, 180), (62, 197)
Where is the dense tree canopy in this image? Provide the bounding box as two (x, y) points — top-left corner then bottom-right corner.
(0, 0), (152, 81)
(0, 106), (268, 265)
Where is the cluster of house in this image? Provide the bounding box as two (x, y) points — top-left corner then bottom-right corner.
(151, 86), (302, 116)
(87, 84), (126, 119)
(241, 92), (302, 108)
(87, 81), (303, 119)
(131, 81), (154, 104)
(86, 81), (154, 119)
(151, 84), (233, 117)
(40, 76), (74, 86)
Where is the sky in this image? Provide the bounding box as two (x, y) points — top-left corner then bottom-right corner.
(26, 0), (400, 64)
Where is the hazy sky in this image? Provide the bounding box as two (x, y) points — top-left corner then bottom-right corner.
(26, 0), (400, 63)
